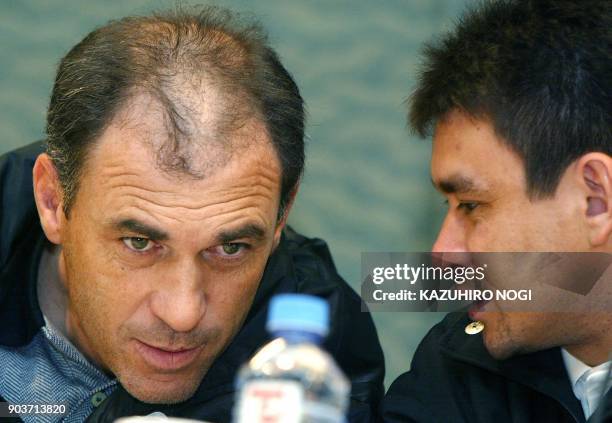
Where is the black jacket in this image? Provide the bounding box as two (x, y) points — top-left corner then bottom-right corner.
(381, 312), (612, 423)
(0, 142), (385, 422)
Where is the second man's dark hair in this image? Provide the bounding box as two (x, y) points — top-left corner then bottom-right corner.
(409, 0), (611, 198)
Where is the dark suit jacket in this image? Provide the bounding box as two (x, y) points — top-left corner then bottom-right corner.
(381, 312), (611, 422)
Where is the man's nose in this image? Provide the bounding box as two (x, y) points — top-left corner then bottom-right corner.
(432, 212), (468, 253)
(150, 260), (206, 333)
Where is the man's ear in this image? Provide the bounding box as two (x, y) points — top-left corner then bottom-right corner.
(272, 183), (300, 249)
(33, 153), (65, 245)
(577, 153), (612, 247)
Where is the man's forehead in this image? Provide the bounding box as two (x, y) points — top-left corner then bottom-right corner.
(79, 131), (282, 241)
(86, 91), (272, 173)
(432, 110), (493, 151)
(88, 126), (279, 185)
(74, 106), (283, 224)
(104, 91), (272, 178)
(431, 111), (524, 185)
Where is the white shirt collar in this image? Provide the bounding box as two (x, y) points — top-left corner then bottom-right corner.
(562, 348), (593, 387)
(562, 348), (612, 419)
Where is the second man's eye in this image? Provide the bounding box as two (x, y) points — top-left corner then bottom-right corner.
(458, 202), (479, 213)
(123, 237), (153, 252)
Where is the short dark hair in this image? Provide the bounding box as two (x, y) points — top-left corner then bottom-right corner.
(409, 0), (611, 198)
(46, 6), (304, 218)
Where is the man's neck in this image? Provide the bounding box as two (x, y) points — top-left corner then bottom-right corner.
(37, 244), (69, 337)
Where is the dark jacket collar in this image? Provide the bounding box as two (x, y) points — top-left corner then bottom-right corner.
(0, 221), (46, 347)
(438, 313), (590, 422)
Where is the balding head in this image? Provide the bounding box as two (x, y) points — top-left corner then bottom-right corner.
(46, 6), (304, 219)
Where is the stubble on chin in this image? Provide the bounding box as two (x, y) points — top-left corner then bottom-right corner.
(481, 314), (518, 360)
(116, 364), (208, 404)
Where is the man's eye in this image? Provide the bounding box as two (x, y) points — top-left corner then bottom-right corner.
(122, 237), (153, 252)
(221, 243), (245, 256)
(458, 202), (479, 213)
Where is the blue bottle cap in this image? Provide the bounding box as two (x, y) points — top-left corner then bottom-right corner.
(266, 294), (329, 337)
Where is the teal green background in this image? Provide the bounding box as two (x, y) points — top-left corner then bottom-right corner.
(0, 0), (468, 389)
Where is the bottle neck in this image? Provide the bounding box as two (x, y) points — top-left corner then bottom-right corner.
(273, 330), (324, 345)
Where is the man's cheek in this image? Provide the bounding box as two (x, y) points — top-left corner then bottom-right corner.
(210, 270), (261, 321)
(470, 217), (513, 251)
(69, 268), (135, 336)
(211, 274), (259, 310)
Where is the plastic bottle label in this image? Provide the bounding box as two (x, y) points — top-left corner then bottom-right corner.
(236, 380), (304, 423)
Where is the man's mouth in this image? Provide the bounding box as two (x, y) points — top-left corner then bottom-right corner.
(134, 340), (203, 371)
(458, 278), (493, 320)
(468, 298), (491, 320)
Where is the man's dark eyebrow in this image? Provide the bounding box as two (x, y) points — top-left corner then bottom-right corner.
(432, 175), (486, 195)
(110, 218), (169, 241)
(216, 223), (267, 244)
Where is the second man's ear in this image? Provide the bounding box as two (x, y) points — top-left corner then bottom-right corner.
(578, 153), (612, 247)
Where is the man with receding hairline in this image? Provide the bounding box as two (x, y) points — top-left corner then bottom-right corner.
(0, 6), (384, 422)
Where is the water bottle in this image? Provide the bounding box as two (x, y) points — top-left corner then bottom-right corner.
(233, 294), (350, 423)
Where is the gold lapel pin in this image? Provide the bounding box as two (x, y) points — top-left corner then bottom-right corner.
(465, 321), (485, 335)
